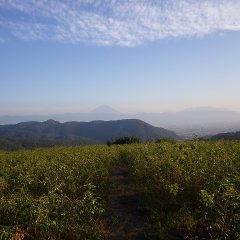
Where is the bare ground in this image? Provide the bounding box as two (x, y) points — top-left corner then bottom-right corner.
(103, 160), (158, 240)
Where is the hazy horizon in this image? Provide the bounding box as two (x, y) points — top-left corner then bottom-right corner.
(1, 105), (240, 117)
(1, 1), (240, 115)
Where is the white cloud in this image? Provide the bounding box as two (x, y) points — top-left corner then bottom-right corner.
(0, 0), (240, 46)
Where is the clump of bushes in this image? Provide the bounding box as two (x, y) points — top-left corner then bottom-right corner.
(107, 136), (140, 146)
(155, 138), (176, 144)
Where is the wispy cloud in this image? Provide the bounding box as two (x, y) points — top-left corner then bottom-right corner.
(0, 37), (7, 43)
(0, 0), (240, 46)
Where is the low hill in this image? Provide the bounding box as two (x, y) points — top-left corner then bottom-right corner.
(210, 131), (240, 140)
(0, 119), (178, 146)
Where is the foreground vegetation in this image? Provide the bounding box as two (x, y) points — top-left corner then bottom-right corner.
(0, 146), (119, 239)
(124, 141), (240, 239)
(0, 141), (240, 239)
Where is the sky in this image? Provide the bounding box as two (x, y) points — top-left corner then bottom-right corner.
(0, 0), (240, 115)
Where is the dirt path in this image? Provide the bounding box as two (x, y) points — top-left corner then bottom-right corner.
(104, 159), (158, 240)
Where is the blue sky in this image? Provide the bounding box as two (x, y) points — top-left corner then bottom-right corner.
(1, 0), (240, 115)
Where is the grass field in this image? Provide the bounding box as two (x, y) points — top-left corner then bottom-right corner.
(0, 141), (240, 239)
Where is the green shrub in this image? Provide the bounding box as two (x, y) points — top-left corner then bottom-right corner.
(107, 136), (140, 145)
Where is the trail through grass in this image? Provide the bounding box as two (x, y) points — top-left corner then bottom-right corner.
(104, 155), (157, 240)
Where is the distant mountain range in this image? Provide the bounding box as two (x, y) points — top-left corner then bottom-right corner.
(0, 119), (178, 145)
(1, 105), (240, 137)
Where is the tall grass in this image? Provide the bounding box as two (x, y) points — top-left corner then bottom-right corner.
(0, 146), (119, 239)
(122, 141), (240, 239)
(0, 141), (240, 239)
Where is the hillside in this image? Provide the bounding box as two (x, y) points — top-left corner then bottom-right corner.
(210, 131), (240, 140)
(0, 119), (178, 147)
